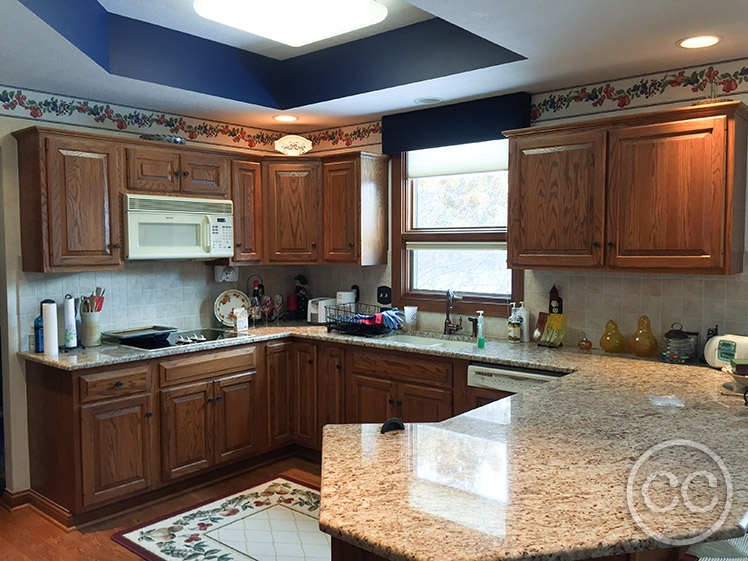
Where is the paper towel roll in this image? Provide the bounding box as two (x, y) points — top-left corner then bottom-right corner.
(42, 301), (59, 356)
(63, 295), (77, 348)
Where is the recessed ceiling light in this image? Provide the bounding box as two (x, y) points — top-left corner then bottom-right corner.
(273, 115), (299, 122)
(414, 97), (444, 105)
(194, 0), (388, 48)
(678, 35), (721, 49)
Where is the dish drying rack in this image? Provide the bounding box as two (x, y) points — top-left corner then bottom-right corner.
(325, 302), (393, 336)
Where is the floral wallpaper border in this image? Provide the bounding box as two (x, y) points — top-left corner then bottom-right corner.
(531, 57), (748, 122)
(0, 85), (381, 151)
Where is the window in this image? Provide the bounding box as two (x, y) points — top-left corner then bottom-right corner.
(392, 139), (522, 317)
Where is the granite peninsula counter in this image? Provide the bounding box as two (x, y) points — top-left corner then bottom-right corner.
(318, 354), (748, 561)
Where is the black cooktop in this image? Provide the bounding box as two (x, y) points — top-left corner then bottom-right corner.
(122, 328), (242, 350)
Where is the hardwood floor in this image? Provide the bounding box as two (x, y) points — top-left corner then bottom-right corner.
(0, 457), (321, 561)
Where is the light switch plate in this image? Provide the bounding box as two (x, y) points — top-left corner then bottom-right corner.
(214, 265), (238, 282)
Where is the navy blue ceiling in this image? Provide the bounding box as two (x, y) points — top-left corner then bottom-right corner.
(18, 0), (525, 110)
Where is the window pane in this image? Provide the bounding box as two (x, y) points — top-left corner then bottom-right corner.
(412, 171), (508, 229)
(410, 248), (511, 296)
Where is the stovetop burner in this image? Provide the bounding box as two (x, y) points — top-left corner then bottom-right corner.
(121, 328), (243, 351)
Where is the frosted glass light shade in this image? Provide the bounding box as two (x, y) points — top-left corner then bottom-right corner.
(275, 135), (313, 156)
(194, 0), (389, 48)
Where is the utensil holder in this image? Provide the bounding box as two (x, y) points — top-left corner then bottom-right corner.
(80, 311), (102, 347)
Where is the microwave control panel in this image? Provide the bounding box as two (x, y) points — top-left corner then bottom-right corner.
(209, 216), (234, 257)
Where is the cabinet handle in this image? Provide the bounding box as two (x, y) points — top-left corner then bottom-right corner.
(236, 242), (242, 247)
(592, 241), (600, 248)
(174, 171), (181, 177)
(113, 243), (122, 249)
(335, 364), (342, 370)
(114, 381), (123, 388)
(388, 398), (395, 404)
(145, 412), (153, 419)
(208, 397), (215, 404)
(396, 400), (402, 406)
(216, 395), (223, 401)
(348, 242), (354, 248)
(607, 241), (615, 248)
(311, 242), (317, 249)
(183, 170), (189, 177)
(308, 359), (314, 365)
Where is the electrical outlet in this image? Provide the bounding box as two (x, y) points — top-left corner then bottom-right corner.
(377, 285), (392, 305)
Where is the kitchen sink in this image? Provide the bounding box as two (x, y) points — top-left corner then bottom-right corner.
(384, 334), (474, 350)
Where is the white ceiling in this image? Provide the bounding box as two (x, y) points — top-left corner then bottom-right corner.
(1, 0), (747, 130)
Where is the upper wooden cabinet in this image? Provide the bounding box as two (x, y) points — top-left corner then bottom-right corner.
(126, 146), (230, 198)
(13, 129), (124, 272)
(504, 101), (748, 274)
(231, 159), (263, 263)
(323, 153), (389, 265)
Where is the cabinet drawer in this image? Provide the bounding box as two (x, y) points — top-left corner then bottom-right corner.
(351, 351), (452, 387)
(159, 346), (257, 386)
(80, 365), (151, 403)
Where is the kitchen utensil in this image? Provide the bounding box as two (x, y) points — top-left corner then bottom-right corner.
(214, 290), (250, 326)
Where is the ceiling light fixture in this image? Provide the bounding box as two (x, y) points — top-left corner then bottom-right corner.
(275, 135), (313, 156)
(414, 97), (444, 105)
(678, 35), (721, 49)
(194, 0), (388, 48)
(273, 115), (298, 122)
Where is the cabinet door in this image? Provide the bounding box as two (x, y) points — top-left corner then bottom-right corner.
(80, 394), (155, 507)
(160, 381), (213, 481)
(45, 136), (123, 269)
(607, 116), (727, 271)
(180, 153), (230, 198)
(318, 345), (346, 438)
(232, 160), (263, 262)
(214, 372), (258, 465)
(346, 373), (396, 424)
(323, 159), (359, 263)
(397, 383), (452, 423)
(265, 342), (294, 448)
(264, 161), (322, 262)
(125, 146), (180, 193)
(293, 343), (318, 449)
(508, 130), (606, 268)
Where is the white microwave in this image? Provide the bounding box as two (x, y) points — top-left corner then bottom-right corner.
(124, 194), (234, 260)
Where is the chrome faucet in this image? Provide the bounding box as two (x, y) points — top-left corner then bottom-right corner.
(444, 289), (463, 335)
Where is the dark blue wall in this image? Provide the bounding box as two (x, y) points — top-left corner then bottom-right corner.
(381, 92), (531, 154)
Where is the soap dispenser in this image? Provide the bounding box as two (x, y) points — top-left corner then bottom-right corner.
(517, 301), (530, 343)
(476, 310), (485, 348)
(508, 303), (520, 342)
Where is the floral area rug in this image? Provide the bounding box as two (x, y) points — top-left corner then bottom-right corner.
(112, 476), (327, 561)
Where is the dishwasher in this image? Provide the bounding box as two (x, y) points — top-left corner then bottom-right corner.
(467, 363), (568, 394)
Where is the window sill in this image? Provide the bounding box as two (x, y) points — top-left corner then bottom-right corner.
(396, 291), (514, 318)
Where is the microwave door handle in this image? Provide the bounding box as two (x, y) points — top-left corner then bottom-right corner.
(203, 218), (212, 253)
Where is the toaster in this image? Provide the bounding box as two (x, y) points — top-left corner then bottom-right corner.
(307, 297), (337, 325)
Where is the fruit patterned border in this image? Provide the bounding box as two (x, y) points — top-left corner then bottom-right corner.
(531, 58), (748, 122)
(0, 85), (382, 151)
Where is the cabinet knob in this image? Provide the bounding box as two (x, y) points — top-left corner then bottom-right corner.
(174, 171), (181, 177)
(396, 400), (402, 406)
(307, 359), (314, 365)
(115, 380), (123, 388)
(311, 242), (317, 249)
(236, 242), (242, 248)
(216, 395), (223, 401)
(335, 364), (342, 370)
(592, 241), (600, 248)
(208, 397), (215, 404)
(388, 398), (395, 404)
(607, 241), (615, 248)
(183, 170), (190, 177)
(348, 242), (354, 248)
(145, 412), (153, 419)
(113, 243), (122, 249)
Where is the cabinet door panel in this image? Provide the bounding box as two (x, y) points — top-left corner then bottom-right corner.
(397, 383), (452, 423)
(80, 394), (155, 507)
(126, 146), (180, 193)
(508, 130), (606, 267)
(323, 160), (359, 262)
(232, 160), (263, 262)
(160, 381), (213, 481)
(180, 153), (230, 198)
(293, 343), (318, 449)
(46, 136), (123, 268)
(266, 342), (294, 448)
(264, 162), (322, 262)
(607, 116), (726, 270)
(319, 345), (346, 436)
(214, 372), (257, 465)
(346, 373), (396, 424)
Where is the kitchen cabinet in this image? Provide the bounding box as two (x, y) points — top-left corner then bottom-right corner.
(266, 341), (294, 447)
(263, 160), (322, 263)
(318, 345), (346, 431)
(126, 146), (230, 198)
(505, 101), (748, 274)
(231, 159), (263, 263)
(293, 342), (319, 449)
(214, 372), (260, 464)
(347, 373), (397, 423)
(13, 128), (124, 272)
(322, 152), (389, 265)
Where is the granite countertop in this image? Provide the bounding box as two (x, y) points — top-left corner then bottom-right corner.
(319, 357), (748, 561)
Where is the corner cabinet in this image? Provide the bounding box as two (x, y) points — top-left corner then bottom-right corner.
(505, 101), (748, 274)
(13, 128), (124, 272)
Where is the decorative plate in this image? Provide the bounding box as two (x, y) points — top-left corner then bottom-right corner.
(214, 290), (250, 327)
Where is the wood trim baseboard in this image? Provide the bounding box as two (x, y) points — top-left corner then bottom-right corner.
(1, 488), (33, 511)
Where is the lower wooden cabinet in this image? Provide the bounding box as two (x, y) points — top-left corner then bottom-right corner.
(80, 393), (156, 507)
(398, 383), (452, 423)
(214, 372), (260, 464)
(318, 345), (346, 429)
(347, 374), (397, 423)
(266, 341), (294, 448)
(293, 342), (319, 449)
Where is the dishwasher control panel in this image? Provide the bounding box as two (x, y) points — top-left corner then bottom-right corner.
(467, 363), (567, 394)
